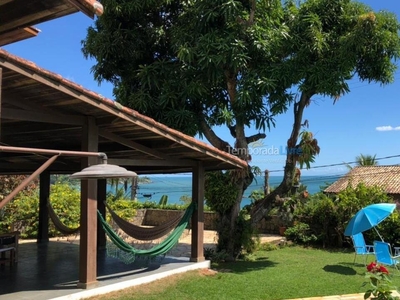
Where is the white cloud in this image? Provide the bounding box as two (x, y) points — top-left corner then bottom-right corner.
(376, 126), (400, 131)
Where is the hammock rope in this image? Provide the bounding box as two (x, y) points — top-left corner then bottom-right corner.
(98, 202), (195, 263)
(105, 202), (184, 241)
(48, 202), (80, 235)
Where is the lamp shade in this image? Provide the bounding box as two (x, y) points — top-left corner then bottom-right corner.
(70, 164), (137, 180)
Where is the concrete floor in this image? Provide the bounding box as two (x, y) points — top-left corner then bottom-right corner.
(0, 240), (209, 300)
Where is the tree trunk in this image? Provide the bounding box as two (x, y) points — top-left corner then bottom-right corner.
(251, 92), (311, 224)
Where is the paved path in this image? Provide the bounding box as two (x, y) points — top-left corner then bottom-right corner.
(19, 230), (284, 258)
(287, 290), (400, 299)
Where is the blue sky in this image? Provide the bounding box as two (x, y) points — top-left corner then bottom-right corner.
(2, 0), (400, 178)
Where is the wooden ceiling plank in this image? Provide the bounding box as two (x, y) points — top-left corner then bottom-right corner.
(0, 26), (39, 47)
(66, 0), (94, 18)
(99, 129), (171, 160)
(3, 93), (79, 115)
(108, 158), (196, 167)
(0, 0), (15, 5)
(2, 107), (85, 125)
(0, 1), (77, 33)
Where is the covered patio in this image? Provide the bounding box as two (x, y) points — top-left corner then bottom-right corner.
(0, 49), (247, 294)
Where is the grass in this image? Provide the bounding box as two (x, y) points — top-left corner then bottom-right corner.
(88, 245), (400, 300)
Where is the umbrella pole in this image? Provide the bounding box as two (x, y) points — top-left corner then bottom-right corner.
(374, 227), (384, 241)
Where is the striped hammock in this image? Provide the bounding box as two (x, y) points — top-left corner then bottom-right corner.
(97, 202), (195, 263)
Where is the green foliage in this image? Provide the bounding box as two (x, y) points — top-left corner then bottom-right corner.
(179, 195), (192, 205)
(204, 171), (239, 214)
(284, 222), (317, 244)
(82, 0), (400, 256)
(296, 131), (320, 169)
(82, 0), (293, 137)
(0, 183), (81, 238)
(248, 189), (264, 204)
(292, 183), (396, 247)
(0, 175), (38, 202)
(258, 242), (278, 251)
(106, 198), (138, 221)
(364, 262), (399, 300)
(48, 183), (81, 233)
(158, 195), (169, 206)
(0, 191), (40, 237)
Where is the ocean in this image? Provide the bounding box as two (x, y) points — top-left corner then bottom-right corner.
(115, 175), (342, 207)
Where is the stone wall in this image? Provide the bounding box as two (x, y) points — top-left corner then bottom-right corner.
(133, 209), (282, 234)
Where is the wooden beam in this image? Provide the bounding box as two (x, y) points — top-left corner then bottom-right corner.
(0, 26), (39, 47)
(0, 60), (247, 170)
(37, 171), (50, 243)
(2, 107), (85, 125)
(78, 116), (98, 289)
(99, 129), (169, 160)
(66, 0), (94, 18)
(0, 67), (2, 140)
(97, 179), (106, 249)
(0, 162), (77, 173)
(0, 0), (78, 34)
(108, 158), (196, 167)
(191, 162), (205, 262)
(0, 0), (15, 5)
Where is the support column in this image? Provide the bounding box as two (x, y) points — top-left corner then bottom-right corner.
(190, 162), (205, 262)
(78, 117), (98, 289)
(97, 179), (107, 249)
(37, 171), (50, 243)
(0, 67), (2, 139)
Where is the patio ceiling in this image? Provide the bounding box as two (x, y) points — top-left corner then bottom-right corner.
(0, 0), (104, 46)
(0, 49), (247, 175)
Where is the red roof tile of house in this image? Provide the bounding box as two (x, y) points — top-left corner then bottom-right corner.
(324, 166), (400, 194)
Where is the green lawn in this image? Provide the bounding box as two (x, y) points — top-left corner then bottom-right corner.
(89, 246), (400, 300)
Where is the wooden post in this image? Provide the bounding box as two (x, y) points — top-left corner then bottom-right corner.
(190, 162), (205, 262)
(131, 176), (138, 200)
(97, 179), (106, 249)
(78, 117), (98, 289)
(264, 170), (270, 196)
(37, 171), (50, 243)
(0, 67), (2, 140)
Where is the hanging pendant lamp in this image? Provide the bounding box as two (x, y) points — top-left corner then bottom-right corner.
(70, 163), (137, 180)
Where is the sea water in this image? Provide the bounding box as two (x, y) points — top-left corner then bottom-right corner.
(111, 175), (341, 208)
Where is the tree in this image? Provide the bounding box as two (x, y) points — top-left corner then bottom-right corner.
(251, 0), (400, 223)
(346, 154), (378, 169)
(355, 154), (378, 166)
(82, 0), (292, 260)
(82, 0), (400, 258)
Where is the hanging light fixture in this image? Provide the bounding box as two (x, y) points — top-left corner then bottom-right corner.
(0, 145), (137, 180)
(70, 163), (137, 180)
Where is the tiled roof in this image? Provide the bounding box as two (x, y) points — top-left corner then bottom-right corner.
(324, 166), (400, 194)
(75, 0), (104, 16)
(0, 49), (247, 170)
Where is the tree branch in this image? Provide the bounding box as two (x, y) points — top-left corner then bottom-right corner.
(199, 118), (233, 153)
(246, 133), (266, 144)
(248, 0), (256, 26)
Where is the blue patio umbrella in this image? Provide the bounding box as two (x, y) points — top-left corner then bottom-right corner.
(344, 203), (396, 240)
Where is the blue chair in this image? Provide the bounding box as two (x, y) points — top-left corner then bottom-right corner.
(351, 233), (375, 265)
(373, 241), (400, 272)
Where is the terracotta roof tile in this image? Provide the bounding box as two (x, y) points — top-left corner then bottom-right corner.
(324, 166), (400, 194)
(0, 49), (247, 169)
(74, 0), (104, 16)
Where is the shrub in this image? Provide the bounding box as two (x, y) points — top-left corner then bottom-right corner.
(284, 222), (317, 244)
(293, 183), (396, 248)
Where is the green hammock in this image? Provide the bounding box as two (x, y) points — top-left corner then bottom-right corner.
(97, 202), (195, 263)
